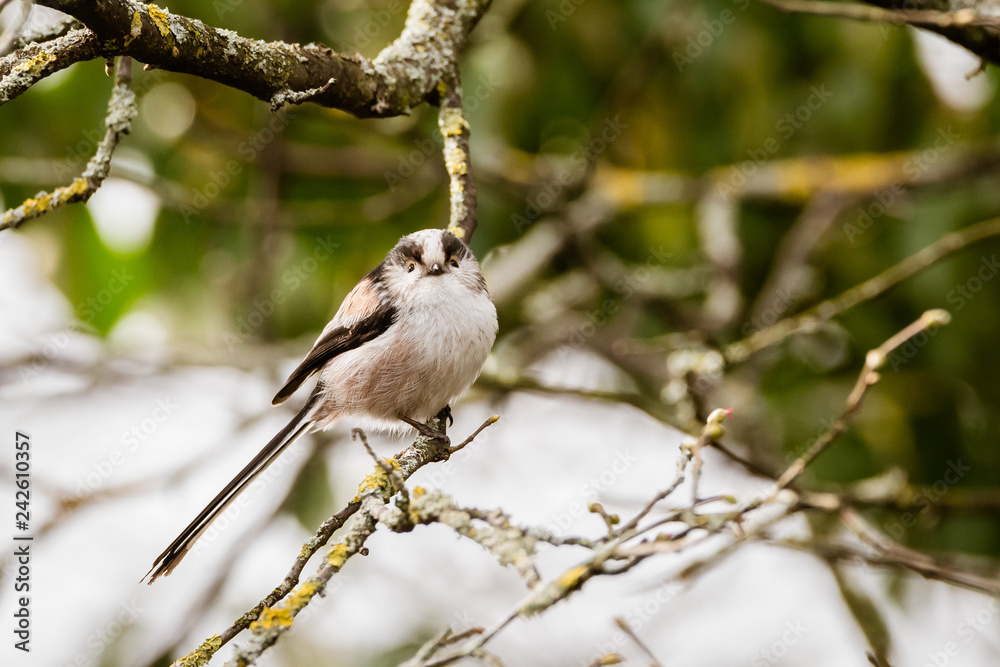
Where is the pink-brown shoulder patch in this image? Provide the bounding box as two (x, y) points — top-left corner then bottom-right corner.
(336, 278), (381, 323)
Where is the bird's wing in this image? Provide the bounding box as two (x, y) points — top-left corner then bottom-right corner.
(272, 280), (396, 405)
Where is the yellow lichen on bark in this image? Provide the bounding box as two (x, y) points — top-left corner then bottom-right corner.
(250, 587), (324, 635)
(174, 635), (222, 667)
(519, 564), (591, 615)
(438, 106), (469, 137)
(327, 543), (350, 569)
(556, 564), (589, 589)
(285, 580), (320, 613)
(443, 145), (468, 175)
(67, 177), (89, 196)
(126, 12), (143, 46)
(13, 52), (56, 74)
(353, 458), (401, 499)
(250, 606), (294, 634)
(146, 4), (172, 40)
(21, 193), (52, 217)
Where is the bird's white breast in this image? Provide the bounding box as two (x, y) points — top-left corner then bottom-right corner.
(397, 277), (498, 414)
(316, 278), (497, 432)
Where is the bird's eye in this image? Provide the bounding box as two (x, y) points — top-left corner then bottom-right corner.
(449, 257), (459, 268)
(406, 261), (416, 273)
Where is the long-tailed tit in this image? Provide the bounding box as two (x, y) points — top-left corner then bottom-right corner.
(145, 228), (498, 582)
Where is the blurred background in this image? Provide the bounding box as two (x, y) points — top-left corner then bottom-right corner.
(2, 0), (1000, 665)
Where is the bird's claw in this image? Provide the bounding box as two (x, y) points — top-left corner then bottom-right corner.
(436, 405), (454, 427)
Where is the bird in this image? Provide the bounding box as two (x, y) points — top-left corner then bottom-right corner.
(145, 228), (498, 583)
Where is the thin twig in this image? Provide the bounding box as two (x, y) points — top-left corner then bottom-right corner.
(770, 310), (951, 494)
(840, 507), (1000, 597)
(216, 500), (361, 646)
(725, 219), (1000, 364)
(614, 445), (692, 536)
(438, 77), (479, 243)
(190, 416), (499, 665)
(748, 193), (851, 324)
(613, 617), (663, 667)
(1, 55), (134, 231)
(401, 627), (487, 666)
(616, 408), (729, 537)
(450, 415), (500, 454)
(354, 427), (406, 497)
(588, 502), (620, 534)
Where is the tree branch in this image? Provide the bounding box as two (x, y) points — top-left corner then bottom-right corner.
(438, 78), (479, 242)
(768, 309), (951, 494)
(0, 27), (98, 106)
(176, 415), (498, 666)
(33, 0), (492, 118)
(757, 0), (1000, 29)
(429, 315), (955, 664)
(754, 0), (1000, 68)
(725, 218), (1000, 364)
(862, 0), (1000, 68)
(0, 54), (134, 231)
(375, 488), (544, 589)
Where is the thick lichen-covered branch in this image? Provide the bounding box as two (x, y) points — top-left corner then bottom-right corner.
(375, 488), (543, 588)
(33, 0), (491, 118)
(4, 0), (490, 236)
(0, 55), (134, 231)
(0, 28), (98, 106)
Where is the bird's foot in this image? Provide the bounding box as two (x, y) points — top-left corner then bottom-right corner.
(436, 405), (454, 427)
(399, 415), (449, 443)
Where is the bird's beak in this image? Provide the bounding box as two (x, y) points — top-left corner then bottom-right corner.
(428, 263), (443, 276)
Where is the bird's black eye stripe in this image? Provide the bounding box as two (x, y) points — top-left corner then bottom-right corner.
(441, 231), (471, 262)
(391, 238), (423, 267)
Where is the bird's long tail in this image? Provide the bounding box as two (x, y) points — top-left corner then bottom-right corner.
(144, 392), (320, 584)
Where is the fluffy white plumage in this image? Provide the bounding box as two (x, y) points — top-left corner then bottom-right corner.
(146, 228), (497, 582)
(314, 228), (498, 432)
